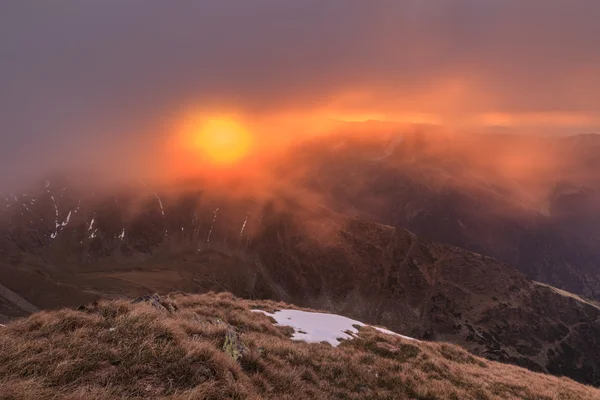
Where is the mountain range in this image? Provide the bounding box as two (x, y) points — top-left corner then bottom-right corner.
(288, 129), (600, 300)
(1, 130), (600, 389)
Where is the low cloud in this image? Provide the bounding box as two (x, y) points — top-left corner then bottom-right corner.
(1, 1), (599, 189)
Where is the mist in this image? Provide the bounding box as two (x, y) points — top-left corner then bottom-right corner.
(1, 1), (600, 191)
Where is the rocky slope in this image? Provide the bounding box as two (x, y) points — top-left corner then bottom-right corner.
(286, 131), (600, 300)
(1, 292), (599, 400)
(0, 179), (600, 386)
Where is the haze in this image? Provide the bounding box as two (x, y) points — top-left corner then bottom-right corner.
(1, 1), (600, 190)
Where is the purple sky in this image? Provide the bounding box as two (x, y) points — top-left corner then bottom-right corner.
(1, 1), (599, 188)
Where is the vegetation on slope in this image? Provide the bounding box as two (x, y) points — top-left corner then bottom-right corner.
(0, 292), (598, 400)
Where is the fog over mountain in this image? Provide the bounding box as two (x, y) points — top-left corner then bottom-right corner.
(2, 2), (600, 395)
(2, 1), (600, 189)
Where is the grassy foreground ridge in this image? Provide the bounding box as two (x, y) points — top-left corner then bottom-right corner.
(0, 292), (599, 400)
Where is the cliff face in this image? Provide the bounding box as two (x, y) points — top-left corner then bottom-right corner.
(1, 179), (600, 386)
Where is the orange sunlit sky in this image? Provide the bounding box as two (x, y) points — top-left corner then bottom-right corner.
(1, 1), (600, 189)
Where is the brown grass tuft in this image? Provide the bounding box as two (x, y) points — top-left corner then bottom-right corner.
(0, 292), (599, 399)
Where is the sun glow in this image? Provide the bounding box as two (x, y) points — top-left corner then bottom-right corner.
(175, 114), (252, 167)
(194, 118), (252, 165)
(163, 105), (436, 181)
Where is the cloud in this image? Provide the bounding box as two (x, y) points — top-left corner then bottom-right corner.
(1, 1), (600, 189)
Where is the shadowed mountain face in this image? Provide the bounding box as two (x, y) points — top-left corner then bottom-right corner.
(284, 131), (600, 301)
(0, 177), (600, 386)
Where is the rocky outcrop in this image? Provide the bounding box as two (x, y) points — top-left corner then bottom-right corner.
(132, 294), (177, 313)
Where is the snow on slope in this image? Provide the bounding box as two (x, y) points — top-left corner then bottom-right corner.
(252, 309), (415, 347)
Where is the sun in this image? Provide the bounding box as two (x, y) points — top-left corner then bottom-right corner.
(166, 112), (255, 178)
(195, 119), (251, 164)
(190, 117), (252, 165)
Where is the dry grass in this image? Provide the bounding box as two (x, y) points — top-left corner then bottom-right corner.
(0, 292), (598, 400)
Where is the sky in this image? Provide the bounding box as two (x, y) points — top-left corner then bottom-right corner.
(1, 1), (600, 189)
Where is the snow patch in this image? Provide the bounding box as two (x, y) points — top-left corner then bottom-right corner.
(49, 194), (59, 239)
(252, 309), (415, 347)
(206, 208), (219, 242)
(154, 193), (165, 216)
(240, 212), (249, 237)
(52, 210), (73, 239)
(88, 218), (95, 231)
(60, 211), (72, 227)
(153, 192), (167, 235)
(119, 229), (125, 240)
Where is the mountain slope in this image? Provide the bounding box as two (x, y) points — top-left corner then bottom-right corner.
(286, 131), (600, 300)
(1, 180), (600, 386)
(1, 292), (599, 400)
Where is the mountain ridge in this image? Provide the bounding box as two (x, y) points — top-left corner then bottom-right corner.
(1, 292), (599, 400)
(1, 179), (600, 386)
(282, 131), (600, 300)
